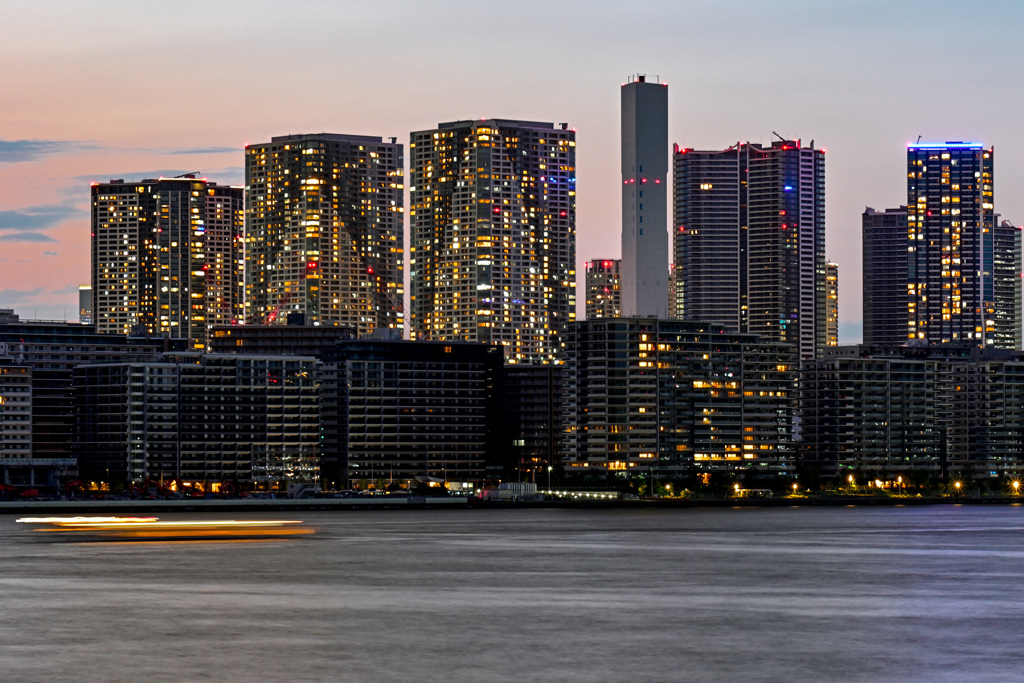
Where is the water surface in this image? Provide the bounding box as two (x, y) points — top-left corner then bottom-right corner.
(1, 505), (1022, 682)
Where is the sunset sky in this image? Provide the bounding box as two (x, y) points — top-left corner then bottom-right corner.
(2, 0), (1023, 342)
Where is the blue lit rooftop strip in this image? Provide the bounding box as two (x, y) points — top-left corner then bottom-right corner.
(907, 141), (984, 150)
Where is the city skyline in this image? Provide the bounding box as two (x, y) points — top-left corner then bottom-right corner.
(3, 1), (1024, 344)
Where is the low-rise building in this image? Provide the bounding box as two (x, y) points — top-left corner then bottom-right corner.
(318, 340), (503, 489)
(0, 360), (35, 485)
(75, 353), (319, 487)
(800, 344), (1024, 479)
(208, 322), (357, 356)
(501, 365), (561, 483)
(562, 318), (797, 477)
(0, 314), (180, 484)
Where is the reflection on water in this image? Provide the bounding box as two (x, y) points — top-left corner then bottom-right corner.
(1, 506), (1023, 682)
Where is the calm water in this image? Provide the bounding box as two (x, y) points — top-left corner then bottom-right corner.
(1, 505), (1023, 682)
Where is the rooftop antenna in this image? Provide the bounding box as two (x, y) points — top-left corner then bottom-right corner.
(916, 135), (922, 143)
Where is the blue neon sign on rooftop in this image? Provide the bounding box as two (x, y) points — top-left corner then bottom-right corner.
(907, 141), (984, 150)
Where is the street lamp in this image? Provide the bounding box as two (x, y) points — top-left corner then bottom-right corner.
(1012, 480), (1020, 496)
(547, 465), (552, 493)
(954, 481), (962, 496)
(897, 475), (903, 496)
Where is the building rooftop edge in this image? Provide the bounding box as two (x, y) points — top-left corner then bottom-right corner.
(259, 133), (396, 145)
(90, 176), (239, 188)
(673, 139), (822, 155)
(422, 119), (560, 132)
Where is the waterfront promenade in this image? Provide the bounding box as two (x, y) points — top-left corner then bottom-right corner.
(1, 493), (1021, 515)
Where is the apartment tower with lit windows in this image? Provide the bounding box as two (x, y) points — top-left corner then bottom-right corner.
(674, 139), (827, 359)
(621, 75), (669, 318)
(826, 262), (839, 346)
(90, 176), (244, 347)
(907, 142), (1020, 349)
(585, 259), (621, 320)
(244, 133), (404, 337)
(409, 119), (576, 363)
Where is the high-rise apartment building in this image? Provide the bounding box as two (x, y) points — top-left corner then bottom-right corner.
(585, 259), (621, 319)
(668, 264), (678, 319)
(78, 285), (92, 325)
(245, 134), (404, 337)
(907, 141), (1020, 348)
(674, 139), (827, 358)
(621, 75), (669, 318)
(409, 119), (576, 363)
(994, 220), (1023, 349)
(826, 262), (839, 346)
(91, 176), (244, 346)
(862, 206), (909, 345)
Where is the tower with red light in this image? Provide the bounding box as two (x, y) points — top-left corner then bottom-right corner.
(585, 259), (621, 320)
(620, 75), (669, 318)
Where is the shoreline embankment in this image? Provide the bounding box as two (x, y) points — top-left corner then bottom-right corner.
(1, 495), (1021, 515)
